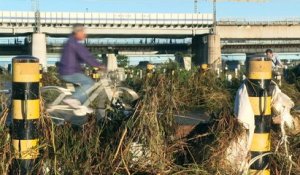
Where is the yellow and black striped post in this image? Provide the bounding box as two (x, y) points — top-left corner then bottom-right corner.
(246, 56), (272, 175)
(199, 64), (208, 74)
(11, 56), (40, 174)
(146, 63), (154, 78)
(39, 64), (43, 87)
(91, 67), (100, 81)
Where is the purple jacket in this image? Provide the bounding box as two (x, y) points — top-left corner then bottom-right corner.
(58, 36), (101, 75)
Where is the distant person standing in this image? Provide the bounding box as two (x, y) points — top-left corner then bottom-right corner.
(265, 49), (282, 68)
(58, 24), (105, 111)
(266, 49), (283, 86)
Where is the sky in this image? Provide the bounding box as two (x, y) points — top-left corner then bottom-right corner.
(0, 0), (299, 20)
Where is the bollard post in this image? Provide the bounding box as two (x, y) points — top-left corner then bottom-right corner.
(91, 67), (100, 81)
(235, 68), (238, 78)
(139, 69), (143, 79)
(237, 64), (241, 71)
(227, 74), (232, 83)
(11, 56), (40, 174)
(130, 69), (134, 78)
(224, 65), (228, 79)
(146, 64), (154, 78)
(246, 56), (272, 175)
(39, 64), (43, 87)
(200, 64), (208, 72)
(146, 64), (154, 73)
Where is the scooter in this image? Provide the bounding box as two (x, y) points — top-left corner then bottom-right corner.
(41, 71), (139, 125)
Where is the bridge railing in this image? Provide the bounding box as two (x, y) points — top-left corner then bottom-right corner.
(222, 40), (300, 45)
(47, 38), (191, 46)
(0, 38), (24, 45)
(218, 18), (300, 25)
(0, 11), (213, 26)
(0, 11), (36, 23)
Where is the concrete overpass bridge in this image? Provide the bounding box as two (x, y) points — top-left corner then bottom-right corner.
(0, 11), (213, 37)
(2, 37), (300, 56)
(1, 11), (300, 67)
(222, 40), (300, 53)
(1, 11), (300, 39)
(217, 19), (300, 39)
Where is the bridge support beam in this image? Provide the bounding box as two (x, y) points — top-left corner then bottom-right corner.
(207, 34), (221, 68)
(107, 53), (118, 71)
(192, 34), (221, 68)
(103, 53), (119, 72)
(192, 35), (205, 65)
(32, 33), (47, 70)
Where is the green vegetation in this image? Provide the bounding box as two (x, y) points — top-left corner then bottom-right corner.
(117, 54), (129, 67)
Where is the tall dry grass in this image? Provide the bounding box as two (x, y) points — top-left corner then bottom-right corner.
(0, 63), (299, 174)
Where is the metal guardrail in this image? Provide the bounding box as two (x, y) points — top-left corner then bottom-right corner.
(0, 38), (192, 46)
(0, 11), (214, 25)
(47, 39), (191, 46)
(218, 18), (300, 25)
(222, 40), (300, 45)
(2, 38), (300, 46)
(1, 11), (299, 27)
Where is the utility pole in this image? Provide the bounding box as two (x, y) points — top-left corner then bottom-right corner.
(211, 0), (267, 33)
(31, 0), (41, 33)
(213, 0), (216, 34)
(194, 0), (198, 13)
(31, 0), (39, 12)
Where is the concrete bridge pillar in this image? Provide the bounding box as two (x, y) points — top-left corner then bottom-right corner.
(207, 34), (221, 68)
(106, 53), (118, 72)
(192, 34), (221, 68)
(192, 35), (206, 65)
(31, 33), (47, 70)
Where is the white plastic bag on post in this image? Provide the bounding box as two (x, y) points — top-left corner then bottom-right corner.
(234, 83), (255, 149)
(271, 82), (295, 128)
(271, 81), (295, 159)
(231, 83), (256, 173)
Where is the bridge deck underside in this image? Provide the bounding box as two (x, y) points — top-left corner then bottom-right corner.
(1, 42), (299, 55)
(0, 25), (212, 38)
(222, 43), (300, 53)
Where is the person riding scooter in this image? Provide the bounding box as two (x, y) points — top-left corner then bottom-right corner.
(58, 24), (105, 114)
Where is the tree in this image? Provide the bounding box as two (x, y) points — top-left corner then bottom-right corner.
(117, 55), (129, 67)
